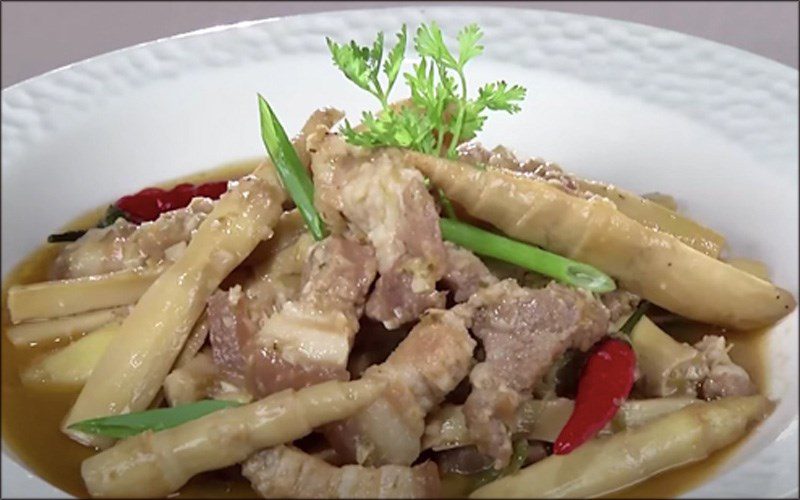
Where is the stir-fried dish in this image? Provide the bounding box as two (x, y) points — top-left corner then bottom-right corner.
(2, 23), (796, 499)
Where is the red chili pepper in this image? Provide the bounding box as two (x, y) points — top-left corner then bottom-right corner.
(48, 180), (231, 243)
(115, 180), (228, 223)
(552, 337), (636, 455)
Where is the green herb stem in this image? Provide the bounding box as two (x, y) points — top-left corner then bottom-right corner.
(47, 230), (88, 243)
(619, 301), (650, 334)
(439, 218), (616, 293)
(258, 95), (328, 241)
(68, 399), (241, 439)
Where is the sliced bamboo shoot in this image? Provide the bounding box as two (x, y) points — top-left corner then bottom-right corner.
(630, 316), (704, 397)
(6, 306), (129, 346)
(577, 180), (725, 258)
(63, 169), (285, 448)
(21, 322), (121, 390)
(470, 396), (770, 498)
(81, 378), (385, 498)
(406, 152), (796, 329)
(7, 267), (160, 323)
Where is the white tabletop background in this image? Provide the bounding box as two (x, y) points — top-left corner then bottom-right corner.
(1, 1), (797, 89)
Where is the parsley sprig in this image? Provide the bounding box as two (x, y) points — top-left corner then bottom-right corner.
(327, 22), (526, 159)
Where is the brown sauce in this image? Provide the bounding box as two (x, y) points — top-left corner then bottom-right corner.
(1, 159), (774, 498)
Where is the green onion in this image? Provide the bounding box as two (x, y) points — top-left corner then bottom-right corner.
(619, 301), (650, 334)
(258, 94), (327, 241)
(47, 230), (89, 243)
(47, 205), (128, 243)
(439, 218), (616, 293)
(472, 437), (529, 488)
(68, 399), (241, 439)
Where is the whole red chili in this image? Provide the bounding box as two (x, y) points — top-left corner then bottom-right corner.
(47, 180), (230, 243)
(116, 181), (228, 223)
(552, 337), (636, 455)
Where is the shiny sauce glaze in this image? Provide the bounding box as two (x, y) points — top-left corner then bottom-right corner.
(1, 160), (771, 498)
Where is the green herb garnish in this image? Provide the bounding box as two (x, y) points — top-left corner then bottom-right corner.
(327, 22), (526, 158)
(47, 205), (129, 243)
(439, 218), (616, 293)
(68, 399), (241, 438)
(258, 95), (328, 241)
(620, 301), (650, 334)
(472, 437), (529, 488)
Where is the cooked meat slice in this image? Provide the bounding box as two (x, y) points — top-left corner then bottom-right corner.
(293, 107), (346, 170)
(242, 446), (440, 498)
(52, 197), (216, 279)
(207, 286), (257, 385)
(309, 133), (448, 328)
(325, 309), (476, 466)
(600, 289), (641, 324)
(252, 235), (377, 393)
(694, 335), (757, 399)
(208, 234), (375, 397)
(462, 279), (609, 467)
(441, 242), (498, 303)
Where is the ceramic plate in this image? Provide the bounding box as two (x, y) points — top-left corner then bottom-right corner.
(2, 6), (797, 498)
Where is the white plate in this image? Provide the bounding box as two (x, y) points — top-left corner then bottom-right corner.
(2, 6), (797, 498)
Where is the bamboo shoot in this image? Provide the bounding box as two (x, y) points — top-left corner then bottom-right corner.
(406, 152), (796, 329)
(577, 180), (725, 258)
(7, 267), (160, 323)
(6, 306), (129, 346)
(81, 378), (385, 498)
(63, 170), (285, 447)
(21, 322), (121, 390)
(470, 396), (770, 498)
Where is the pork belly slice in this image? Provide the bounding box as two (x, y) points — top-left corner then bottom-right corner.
(308, 133), (448, 328)
(325, 308), (476, 466)
(52, 197), (216, 279)
(242, 445), (441, 498)
(207, 235), (377, 399)
(462, 279), (609, 468)
(441, 242), (499, 303)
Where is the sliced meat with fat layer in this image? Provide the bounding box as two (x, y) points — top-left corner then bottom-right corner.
(324, 308), (476, 466)
(309, 133), (448, 328)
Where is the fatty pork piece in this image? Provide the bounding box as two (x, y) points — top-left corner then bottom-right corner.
(208, 235), (377, 399)
(441, 242), (499, 303)
(243, 445), (441, 499)
(308, 132), (448, 328)
(52, 197), (216, 279)
(463, 279), (609, 468)
(694, 335), (757, 400)
(325, 308), (476, 466)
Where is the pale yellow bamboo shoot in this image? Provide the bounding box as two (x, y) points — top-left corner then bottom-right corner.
(6, 306), (129, 346)
(406, 152), (795, 329)
(63, 169), (285, 447)
(577, 180), (725, 258)
(21, 322), (121, 390)
(81, 378), (385, 498)
(470, 396), (769, 498)
(7, 267), (160, 323)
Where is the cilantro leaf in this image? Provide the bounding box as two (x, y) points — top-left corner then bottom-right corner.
(383, 25), (407, 95)
(457, 24), (484, 67)
(327, 22), (527, 159)
(478, 81), (527, 113)
(414, 22), (458, 69)
(326, 37), (373, 94)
